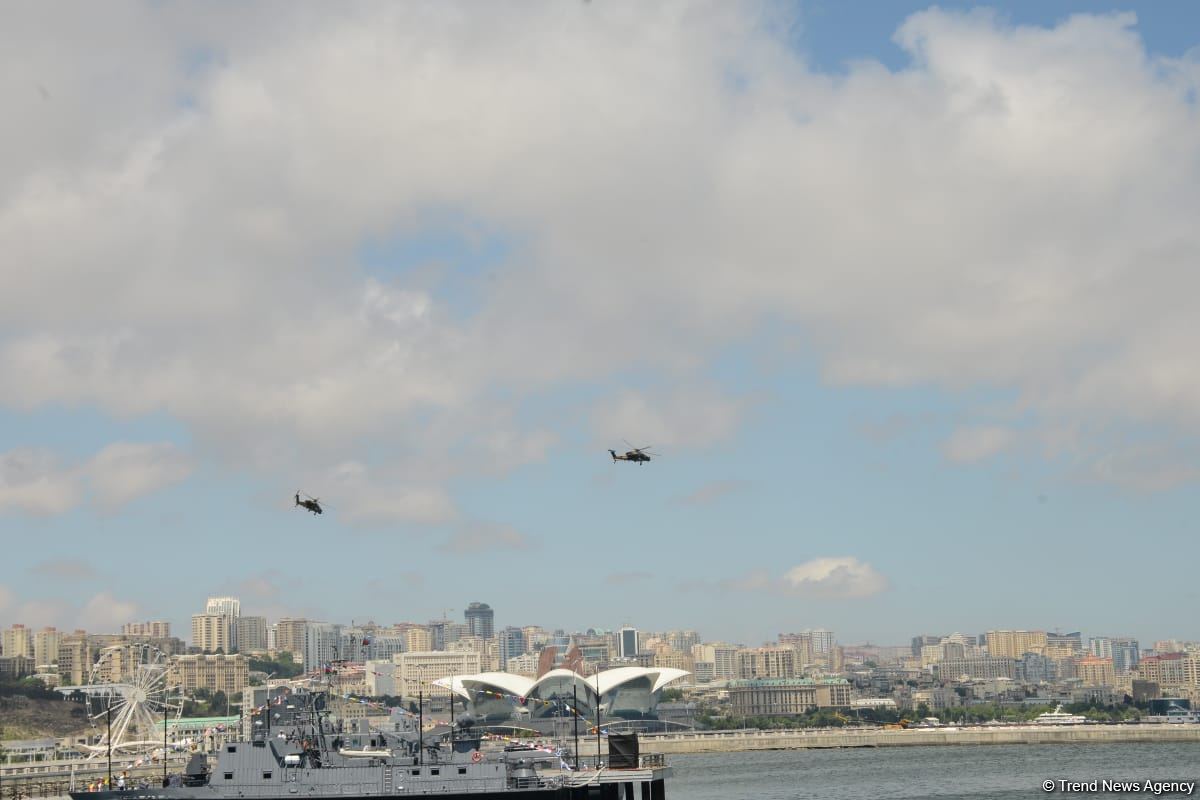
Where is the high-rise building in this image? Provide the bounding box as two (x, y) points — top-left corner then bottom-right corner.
(168, 653), (249, 694)
(1091, 636), (1140, 675)
(393, 651), (482, 699)
(1137, 653), (1186, 686)
(1045, 632), (1084, 657)
(506, 652), (539, 677)
(1017, 652), (1059, 683)
(652, 648), (693, 672)
(428, 619), (451, 651)
(303, 622), (343, 669)
(205, 597), (241, 617)
(522, 627), (550, 650)
(572, 632), (612, 666)
(736, 647), (797, 679)
(691, 643), (738, 679)
(464, 603), (495, 639)
(449, 636), (499, 671)
(986, 630), (1048, 659)
(808, 630), (835, 655)
(57, 631), (92, 685)
(235, 616), (269, 653)
(911, 635), (942, 656)
(936, 656), (1017, 681)
(191, 614), (233, 653)
(365, 634), (406, 661)
(33, 627), (61, 668)
(404, 626), (432, 653)
(778, 633), (815, 667)
(498, 627), (527, 667)
(619, 626), (639, 659)
(668, 630), (701, 653)
(1076, 655), (1116, 687)
(274, 618), (308, 661)
(445, 623), (470, 646)
(2, 624), (33, 658)
(123, 621), (172, 639)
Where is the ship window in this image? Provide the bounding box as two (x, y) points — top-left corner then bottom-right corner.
(410, 770), (419, 776)
(263, 772), (273, 780)
(224, 773), (233, 781)
(457, 768), (467, 775)
(430, 769), (439, 776)
(227, 746), (237, 753)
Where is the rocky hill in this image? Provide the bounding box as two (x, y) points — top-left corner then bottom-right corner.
(0, 695), (92, 741)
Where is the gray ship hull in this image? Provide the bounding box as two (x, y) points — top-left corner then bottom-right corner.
(71, 785), (665, 800)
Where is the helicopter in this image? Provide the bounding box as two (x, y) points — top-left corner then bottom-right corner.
(609, 442), (658, 464)
(294, 491), (323, 515)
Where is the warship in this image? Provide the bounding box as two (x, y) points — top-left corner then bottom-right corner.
(69, 688), (669, 800)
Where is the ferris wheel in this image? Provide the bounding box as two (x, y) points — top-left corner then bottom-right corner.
(85, 643), (184, 757)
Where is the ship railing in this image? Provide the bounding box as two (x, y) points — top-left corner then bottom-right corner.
(1, 777), (74, 800)
(509, 776), (545, 790)
(571, 753), (665, 771)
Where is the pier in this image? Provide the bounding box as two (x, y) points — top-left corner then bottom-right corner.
(640, 724), (1200, 753)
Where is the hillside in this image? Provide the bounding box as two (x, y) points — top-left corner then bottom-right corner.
(0, 695), (92, 741)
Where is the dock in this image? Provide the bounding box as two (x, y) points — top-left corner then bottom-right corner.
(640, 724), (1200, 753)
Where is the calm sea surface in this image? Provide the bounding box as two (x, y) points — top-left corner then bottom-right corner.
(669, 743), (1200, 799)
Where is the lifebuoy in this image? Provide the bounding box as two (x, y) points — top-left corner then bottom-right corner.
(471, 750), (482, 763)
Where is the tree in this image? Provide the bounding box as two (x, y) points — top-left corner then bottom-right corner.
(248, 654), (303, 679)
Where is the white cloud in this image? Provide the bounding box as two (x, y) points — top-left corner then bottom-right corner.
(438, 522), (534, 555)
(605, 571), (652, 586)
(1086, 442), (1200, 492)
(0, 3), (1197, 501)
(12, 599), (71, 629)
(0, 449), (81, 515)
(30, 558), (98, 581)
(0, 589), (143, 632)
(0, 442), (190, 516)
(592, 387), (747, 451)
(782, 557), (889, 599)
(78, 591), (140, 632)
(323, 461), (458, 525)
(941, 426), (1016, 463)
(87, 442), (192, 510)
(680, 558), (888, 599)
(675, 480), (750, 506)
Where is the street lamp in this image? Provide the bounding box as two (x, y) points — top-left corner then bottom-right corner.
(593, 664), (602, 769)
(572, 672), (581, 770)
(413, 665), (425, 766)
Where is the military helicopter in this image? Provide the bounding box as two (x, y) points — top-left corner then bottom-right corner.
(294, 491), (323, 515)
(609, 442), (658, 464)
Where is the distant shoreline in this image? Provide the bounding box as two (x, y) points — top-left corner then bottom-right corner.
(642, 724), (1200, 753)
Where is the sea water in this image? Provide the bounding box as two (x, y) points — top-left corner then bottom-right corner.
(669, 743), (1200, 799)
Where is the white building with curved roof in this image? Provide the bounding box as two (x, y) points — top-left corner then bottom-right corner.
(433, 666), (688, 723)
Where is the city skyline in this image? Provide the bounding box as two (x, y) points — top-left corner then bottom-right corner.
(3, 1), (1200, 647)
(0, 598), (1169, 657)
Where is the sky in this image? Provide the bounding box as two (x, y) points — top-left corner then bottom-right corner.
(2, 1), (1199, 649)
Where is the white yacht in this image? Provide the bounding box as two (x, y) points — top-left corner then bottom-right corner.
(1035, 705), (1088, 725)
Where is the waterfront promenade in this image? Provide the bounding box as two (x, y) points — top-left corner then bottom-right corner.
(7, 725), (1200, 799)
(641, 724), (1200, 753)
